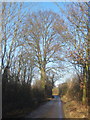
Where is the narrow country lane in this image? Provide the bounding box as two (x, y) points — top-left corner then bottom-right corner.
(26, 96), (64, 118)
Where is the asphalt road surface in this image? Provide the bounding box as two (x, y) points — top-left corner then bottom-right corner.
(26, 95), (64, 118)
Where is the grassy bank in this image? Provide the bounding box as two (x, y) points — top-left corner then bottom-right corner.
(61, 95), (88, 118)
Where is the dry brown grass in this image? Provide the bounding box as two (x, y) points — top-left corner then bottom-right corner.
(61, 95), (88, 118)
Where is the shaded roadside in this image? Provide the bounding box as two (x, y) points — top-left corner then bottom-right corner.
(4, 98), (51, 118)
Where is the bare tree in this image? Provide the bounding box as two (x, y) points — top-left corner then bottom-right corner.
(21, 11), (67, 92)
(1, 3), (25, 73)
(55, 2), (89, 104)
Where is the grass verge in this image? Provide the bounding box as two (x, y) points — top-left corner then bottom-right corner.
(61, 95), (88, 118)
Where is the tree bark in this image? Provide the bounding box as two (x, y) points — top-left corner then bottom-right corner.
(82, 66), (87, 104)
(40, 67), (46, 89)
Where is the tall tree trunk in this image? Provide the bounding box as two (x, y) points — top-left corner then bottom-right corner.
(40, 67), (46, 88)
(40, 67), (47, 97)
(87, 2), (90, 117)
(82, 66), (87, 104)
